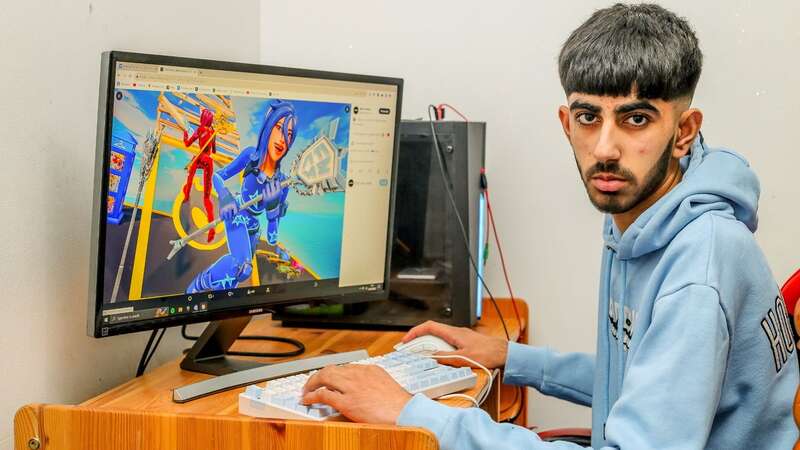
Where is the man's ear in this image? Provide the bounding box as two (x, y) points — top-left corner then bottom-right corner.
(674, 108), (703, 157)
(558, 105), (571, 142)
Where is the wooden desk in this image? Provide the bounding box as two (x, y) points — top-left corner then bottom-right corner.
(15, 299), (528, 450)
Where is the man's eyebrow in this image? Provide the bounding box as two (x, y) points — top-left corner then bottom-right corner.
(569, 101), (601, 114)
(614, 100), (660, 115)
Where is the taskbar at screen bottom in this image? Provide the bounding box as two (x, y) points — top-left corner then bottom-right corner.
(99, 278), (384, 329)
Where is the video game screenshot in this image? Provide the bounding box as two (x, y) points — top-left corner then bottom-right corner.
(104, 88), (352, 304)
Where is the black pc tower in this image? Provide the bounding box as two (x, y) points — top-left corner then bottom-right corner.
(87, 51), (403, 375)
(275, 120), (487, 328)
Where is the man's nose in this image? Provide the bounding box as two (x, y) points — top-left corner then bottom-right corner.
(592, 124), (622, 163)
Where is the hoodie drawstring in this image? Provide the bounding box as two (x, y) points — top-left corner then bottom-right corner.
(602, 248), (614, 426)
(619, 260), (628, 389)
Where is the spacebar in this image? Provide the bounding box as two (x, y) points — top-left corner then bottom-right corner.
(172, 349), (369, 403)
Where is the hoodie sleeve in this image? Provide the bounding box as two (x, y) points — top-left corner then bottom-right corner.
(503, 342), (594, 406)
(397, 284), (728, 450)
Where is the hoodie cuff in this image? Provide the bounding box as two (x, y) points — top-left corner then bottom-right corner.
(396, 393), (459, 439)
(503, 341), (547, 389)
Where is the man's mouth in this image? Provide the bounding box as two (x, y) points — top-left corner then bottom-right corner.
(590, 173), (627, 193)
(275, 143), (285, 153)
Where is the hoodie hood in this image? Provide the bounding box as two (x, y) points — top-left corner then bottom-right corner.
(603, 139), (760, 260)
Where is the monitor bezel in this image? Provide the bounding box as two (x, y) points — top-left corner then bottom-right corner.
(88, 51), (403, 338)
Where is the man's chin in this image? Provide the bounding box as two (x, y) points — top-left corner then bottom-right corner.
(588, 191), (635, 214)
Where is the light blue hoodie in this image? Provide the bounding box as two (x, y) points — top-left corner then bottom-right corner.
(397, 141), (799, 449)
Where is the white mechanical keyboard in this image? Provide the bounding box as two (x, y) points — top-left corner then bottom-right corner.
(239, 350), (477, 421)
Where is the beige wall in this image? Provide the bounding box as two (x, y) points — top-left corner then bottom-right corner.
(0, 1), (260, 448)
(259, 0), (800, 430)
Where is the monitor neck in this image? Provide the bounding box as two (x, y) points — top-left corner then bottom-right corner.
(179, 316), (262, 375)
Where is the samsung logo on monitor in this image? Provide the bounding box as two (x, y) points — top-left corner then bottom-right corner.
(249, 308), (264, 315)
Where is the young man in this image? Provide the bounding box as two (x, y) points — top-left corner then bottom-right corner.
(301, 4), (799, 449)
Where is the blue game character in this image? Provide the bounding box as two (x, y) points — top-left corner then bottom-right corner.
(186, 100), (296, 293)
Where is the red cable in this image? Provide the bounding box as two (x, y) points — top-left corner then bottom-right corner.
(433, 102), (522, 334)
(437, 103), (470, 122)
(485, 187), (523, 331)
(437, 104), (487, 251)
(484, 183), (525, 412)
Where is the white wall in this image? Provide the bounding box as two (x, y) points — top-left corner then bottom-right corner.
(260, 0), (800, 430)
(0, 1), (797, 446)
(0, 1), (260, 448)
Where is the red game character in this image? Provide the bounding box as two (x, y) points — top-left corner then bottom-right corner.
(182, 108), (217, 242)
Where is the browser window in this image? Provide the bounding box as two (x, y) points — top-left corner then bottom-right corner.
(104, 61), (397, 313)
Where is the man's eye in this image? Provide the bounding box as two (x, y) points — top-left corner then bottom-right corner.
(576, 113), (598, 125)
(625, 115), (649, 127)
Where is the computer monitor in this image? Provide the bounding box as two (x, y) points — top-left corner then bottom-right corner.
(87, 51), (402, 374)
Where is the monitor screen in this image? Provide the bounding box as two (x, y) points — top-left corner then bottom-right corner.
(88, 52), (401, 337)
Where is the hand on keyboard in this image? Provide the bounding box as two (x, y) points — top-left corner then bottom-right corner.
(238, 351), (477, 422)
(301, 364), (412, 424)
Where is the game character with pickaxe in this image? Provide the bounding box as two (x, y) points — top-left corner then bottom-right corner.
(181, 100), (296, 294)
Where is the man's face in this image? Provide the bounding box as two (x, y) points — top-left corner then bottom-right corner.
(558, 92), (686, 214)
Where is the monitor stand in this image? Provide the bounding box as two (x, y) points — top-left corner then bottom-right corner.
(179, 316), (263, 375)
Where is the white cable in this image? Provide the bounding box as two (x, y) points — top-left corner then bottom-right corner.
(430, 354), (494, 406)
(437, 393), (479, 408)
